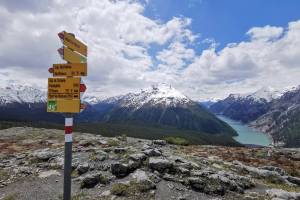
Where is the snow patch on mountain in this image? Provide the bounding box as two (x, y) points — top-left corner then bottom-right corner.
(104, 83), (191, 109)
(0, 84), (46, 105)
(229, 87), (284, 102)
(83, 95), (104, 105)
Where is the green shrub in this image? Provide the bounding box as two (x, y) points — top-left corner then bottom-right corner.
(107, 138), (120, 147)
(99, 175), (109, 184)
(111, 183), (129, 196)
(3, 194), (16, 200)
(71, 169), (79, 178)
(165, 137), (189, 146)
(71, 193), (88, 200)
(0, 170), (10, 181)
(119, 134), (127, 142)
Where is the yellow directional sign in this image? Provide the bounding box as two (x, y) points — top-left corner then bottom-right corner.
(59, 31), (87, 56)
(52, 63), (87, 77)
(48, 77), (80, 100)
(61, 47), (87, 64)
(47, 99), (80, 113)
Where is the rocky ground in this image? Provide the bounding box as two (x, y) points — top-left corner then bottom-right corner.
(0, 127), (300, 200)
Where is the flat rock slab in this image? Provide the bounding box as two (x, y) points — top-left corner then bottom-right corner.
(0, 175), (71, 200)
(38, 170), (61, 178)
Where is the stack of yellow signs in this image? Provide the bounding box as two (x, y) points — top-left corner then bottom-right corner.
(47, 31), (87, 113)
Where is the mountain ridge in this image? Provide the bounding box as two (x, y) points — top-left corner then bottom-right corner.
(84, 83), (237, 136)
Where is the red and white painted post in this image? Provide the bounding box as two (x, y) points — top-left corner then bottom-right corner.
(64, 116), (73, 200)
(65, 117), (73, 142)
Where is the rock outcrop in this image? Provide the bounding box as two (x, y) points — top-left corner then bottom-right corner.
(0, 127), (299, 200)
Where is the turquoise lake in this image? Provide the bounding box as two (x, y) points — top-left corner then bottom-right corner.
(218, 115), (272, 146)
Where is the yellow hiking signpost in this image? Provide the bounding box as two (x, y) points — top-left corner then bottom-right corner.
(47, 31), (88, 200)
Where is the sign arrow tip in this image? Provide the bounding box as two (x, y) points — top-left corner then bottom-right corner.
(58, 31), (64, 40)
(80, 84), (87, 92)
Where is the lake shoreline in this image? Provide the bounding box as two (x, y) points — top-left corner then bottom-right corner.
(248, 123), (274, 146)
(217, 115), (272, 147)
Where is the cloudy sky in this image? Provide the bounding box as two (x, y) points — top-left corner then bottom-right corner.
(0, 0), (300, 100)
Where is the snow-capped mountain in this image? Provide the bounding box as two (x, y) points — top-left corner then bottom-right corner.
(111, 83), (191, 109)
(229, 86), (283, 103)
(80, 83), (237, 136)
(199, 98), (220, 109)
(0, 83), (62, 122)
(209, 87), (287, 123)
(0, 84), (46, 105)
(250, 86), (300, 147)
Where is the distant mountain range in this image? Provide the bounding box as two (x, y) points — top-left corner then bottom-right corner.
(209, 86), (300, 147)
(0, 83), (239, 146)
(81, 84), (236, 135)
(2, 81), (299, 147)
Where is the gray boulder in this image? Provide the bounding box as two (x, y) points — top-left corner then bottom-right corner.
(111, 162), (129, 178)
(131, 169), (156, 191)
(287, 176), (300, 186)
(188, 177), (205, 190)
(128, 159), (142, 171)
(32, 149), (57, 161)
(217, 171), (254, 190)
(188, 177), (225, 195)
(267, 189), (300, 200)
(93, 150), (108, 161)
(162, 173), (184, 184)
(79, 139), (95, 147)
(291, 152), (300, 161)
(80, 172), (107, 189)
(187, 170), (254, 195)
(77, 163), (89, 175)
(235, 161), (286, 184)
(143, 148), (162, 157)
(142, 143), (152, 150)
(129, 153), (147, 162)
(153, 140), (167, 146)
(49, 157), (64, 169)
(176, 167), (190, 175)
(259, 166), (288, 176)
(114, 147), (127, 154)
(148, 157), (173, 173)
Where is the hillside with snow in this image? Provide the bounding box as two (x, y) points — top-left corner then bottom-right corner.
(229, 86), (283, 103)
(209, 87), (288, 123)
(0, 84), (46, 105)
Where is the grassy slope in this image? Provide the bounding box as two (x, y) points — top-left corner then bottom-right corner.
(279, 111), (300, 147)
(0, 121), (242, 147)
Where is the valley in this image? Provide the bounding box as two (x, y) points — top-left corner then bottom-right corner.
(209, 86), (300, 147)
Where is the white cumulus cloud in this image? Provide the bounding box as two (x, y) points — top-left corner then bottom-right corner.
(0, 0), (300, 101)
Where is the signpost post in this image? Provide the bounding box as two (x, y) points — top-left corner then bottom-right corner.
(47, 31), (87, 200)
